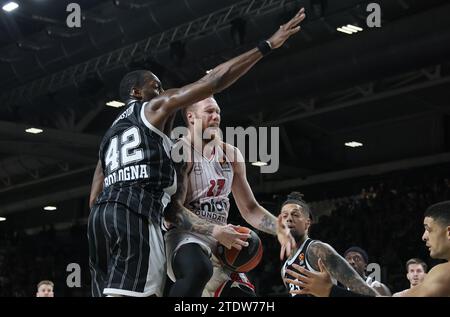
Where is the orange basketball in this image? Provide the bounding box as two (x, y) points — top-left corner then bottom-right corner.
(216, 226), (263, 273)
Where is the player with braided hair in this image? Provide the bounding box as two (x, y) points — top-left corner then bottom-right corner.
(279, 192), (380, 297)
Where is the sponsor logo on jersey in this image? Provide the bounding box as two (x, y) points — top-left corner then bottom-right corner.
(188, 197), (229, 225)
(299, 253), (305, 264)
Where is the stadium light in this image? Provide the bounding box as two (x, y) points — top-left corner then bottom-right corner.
(337, 24), (363, 35)
(251, 161), (268, 167)
(346, 24), (363, 32)
(2, 2), (19, 12)
(106, 101), (125, 108)
(337, 27), (353, 35)
(25, 128), (43, 134)
(345, 141), (363, 148)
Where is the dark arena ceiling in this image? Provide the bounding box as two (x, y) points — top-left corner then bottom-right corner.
(0, 0), (449, 223)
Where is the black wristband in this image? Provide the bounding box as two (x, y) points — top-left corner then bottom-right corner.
(257, 40), (272, 56)
(329, 285), (374, 297)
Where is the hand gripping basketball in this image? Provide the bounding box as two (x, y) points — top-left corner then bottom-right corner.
(212, 224), (250, 250)
(216, 226), (264, 273)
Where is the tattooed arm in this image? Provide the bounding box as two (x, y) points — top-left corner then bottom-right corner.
(164, 161), (250, 250)
(229, 144), (295, 258)
(285, 258), (373, 297)
(305, 241), (379, 297)
(230, 145), (277, 235)
(166, 202), (250, 250)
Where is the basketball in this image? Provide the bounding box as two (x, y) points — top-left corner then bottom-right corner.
(216, 227), (263, 273)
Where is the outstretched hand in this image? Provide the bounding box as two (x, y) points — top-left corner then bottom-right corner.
(268, 7), (306, 49)
(284, 258), (333, 297)
(277, 214), (296, 260)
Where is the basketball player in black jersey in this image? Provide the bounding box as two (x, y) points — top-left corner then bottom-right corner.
(280, 192), (379, 297)
(287, 201), (450, 297)
(88, 7), (306, 297)
(344, 246), (391, 296)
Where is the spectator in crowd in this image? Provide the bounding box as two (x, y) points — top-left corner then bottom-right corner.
(36, 280), (54, 297)
(393, 258), (428, 296)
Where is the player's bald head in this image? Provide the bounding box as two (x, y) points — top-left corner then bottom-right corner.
(182, 96), (218, 125)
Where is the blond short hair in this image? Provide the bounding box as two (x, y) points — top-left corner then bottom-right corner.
(37, 280), (54, 290)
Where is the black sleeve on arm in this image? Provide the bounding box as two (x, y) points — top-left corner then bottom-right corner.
(330, 285), (375, 297)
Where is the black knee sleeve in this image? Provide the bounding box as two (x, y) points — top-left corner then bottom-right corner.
(169, 243), (213, 297)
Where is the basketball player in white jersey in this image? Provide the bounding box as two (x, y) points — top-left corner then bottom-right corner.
(164, 96), (294, 297)
(280, 192), (379, 297)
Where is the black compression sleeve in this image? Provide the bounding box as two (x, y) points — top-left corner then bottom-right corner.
(329, 285), (375, 297)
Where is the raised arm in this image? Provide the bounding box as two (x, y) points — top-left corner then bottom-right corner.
(163, 110), (178, 136)
(89, 160), (104, 209)
(229, 144), (296, 258)
(231, 146), (277, 235)
(145, 8), (306, 128)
